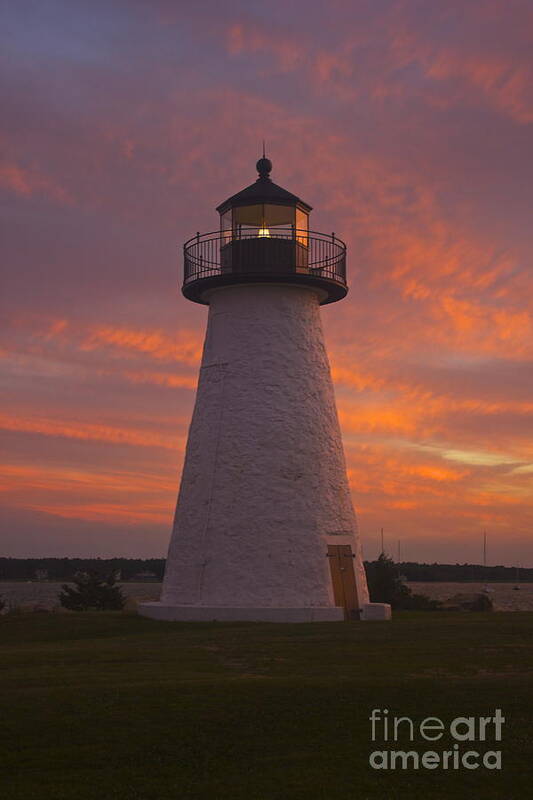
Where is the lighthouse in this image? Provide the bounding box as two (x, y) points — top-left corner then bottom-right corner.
(139, 156), (370, 622)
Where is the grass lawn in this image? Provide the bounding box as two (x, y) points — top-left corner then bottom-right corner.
(1, 611), (532, 799)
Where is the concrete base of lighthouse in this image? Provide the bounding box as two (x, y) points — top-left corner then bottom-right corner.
(138, 603), (344, 623)
(142, 282), (369, 623)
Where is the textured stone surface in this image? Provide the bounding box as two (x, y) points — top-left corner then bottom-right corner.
(152, 282), (369, 614)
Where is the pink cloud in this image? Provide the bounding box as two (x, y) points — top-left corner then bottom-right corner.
(0, 160), (72, 204)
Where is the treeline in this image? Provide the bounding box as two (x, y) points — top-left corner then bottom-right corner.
(395, 561), (533, 582)
(0, 558), (531, 583)
(0, 558), (165, 581)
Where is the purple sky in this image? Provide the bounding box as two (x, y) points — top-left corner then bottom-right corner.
(1, 0), (532, 565)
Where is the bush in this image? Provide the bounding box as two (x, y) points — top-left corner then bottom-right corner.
(366, 553), (441, 611)
(59, 571), (125, 611)
(440, 592), (494, 612)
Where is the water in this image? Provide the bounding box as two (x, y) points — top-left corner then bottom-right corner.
(1, 581), (533, 612)
(408, 582), (533, 612)
(0, 581), (162, 610)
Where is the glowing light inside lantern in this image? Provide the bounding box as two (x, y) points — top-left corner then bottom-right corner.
(258, 227), (270, 238)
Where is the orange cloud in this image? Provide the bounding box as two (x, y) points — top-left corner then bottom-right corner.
(386, 500), (418, 510)
(1, 463), (176, 526)
(0, 160), (72, 204)
(122, 370), (197, 390)
(0, 463), (175, 495)
(421, 46), (533, 124)
(224, 11), (533, 123)
(82, 325), (203, 365)
(339, 405), (420, 436)
(0, 414), (184, 450)
(45, 319), (69, 338)
(330, 363), (387, 393)
(226, 22), (305, 71)
(31, 502), (169, 525)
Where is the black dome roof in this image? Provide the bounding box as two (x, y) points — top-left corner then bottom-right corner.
(216, 158), (312, 214)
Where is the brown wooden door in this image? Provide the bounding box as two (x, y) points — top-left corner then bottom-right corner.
(327, 544), (360, 620)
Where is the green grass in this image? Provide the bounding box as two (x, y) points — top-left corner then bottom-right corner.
(1, 612), (532, 799)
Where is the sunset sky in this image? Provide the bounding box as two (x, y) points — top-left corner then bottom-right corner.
(1, 1), (532, 564)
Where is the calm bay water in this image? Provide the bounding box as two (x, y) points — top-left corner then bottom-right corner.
(408, 582), (533, 612)
(1, 581), (533, 612)
(0, 581), (161, 610)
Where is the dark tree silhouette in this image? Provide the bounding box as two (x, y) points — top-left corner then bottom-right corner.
(59, 571), (125, 611)
(366, 553), (440, 610)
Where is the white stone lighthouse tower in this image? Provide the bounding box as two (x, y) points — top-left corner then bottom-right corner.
(139, 156), (369, 622)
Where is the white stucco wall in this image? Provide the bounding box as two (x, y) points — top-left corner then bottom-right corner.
(159, 282), (369, 610)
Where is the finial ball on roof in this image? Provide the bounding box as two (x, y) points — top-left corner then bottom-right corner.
(256, 157), (272, 179)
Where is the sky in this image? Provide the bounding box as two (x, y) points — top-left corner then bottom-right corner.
(1, 0), (532, 565)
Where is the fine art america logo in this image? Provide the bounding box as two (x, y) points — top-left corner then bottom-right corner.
(369, 708), (505, 771)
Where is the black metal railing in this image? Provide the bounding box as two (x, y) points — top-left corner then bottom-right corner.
(182, 228), (347, 287)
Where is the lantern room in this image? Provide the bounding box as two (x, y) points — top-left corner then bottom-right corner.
(181, 155), (348, 305)
(216, 156), (311, 245)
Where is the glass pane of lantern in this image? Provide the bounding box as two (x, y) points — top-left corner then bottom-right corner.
(221, 211), (232, 243)
(233, 204), (263, 227)
(263, 204), (294, 229)
(296, 208), (309, 246)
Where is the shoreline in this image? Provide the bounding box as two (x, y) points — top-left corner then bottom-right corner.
(2, 580), (533, 612)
